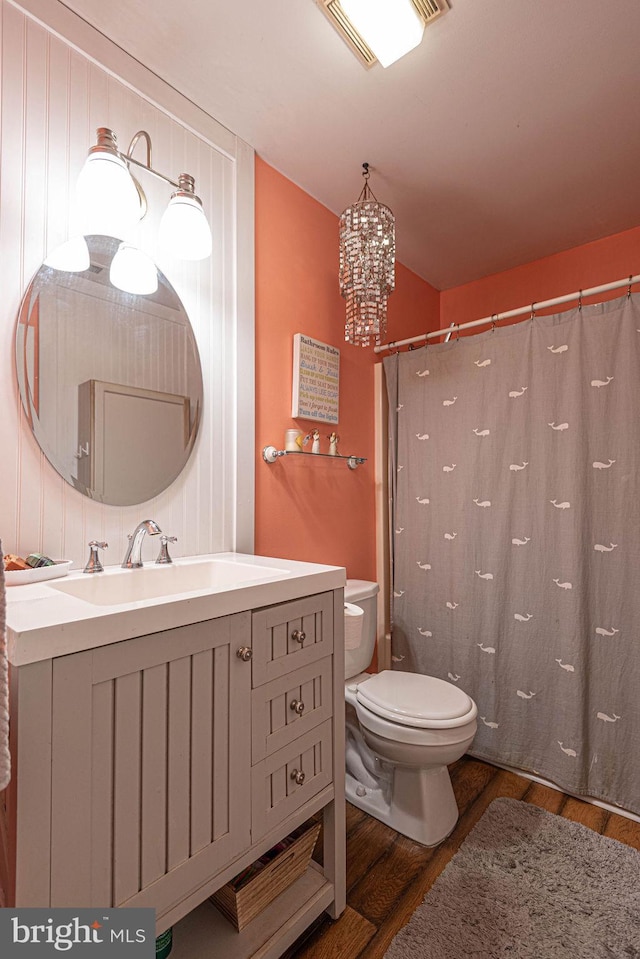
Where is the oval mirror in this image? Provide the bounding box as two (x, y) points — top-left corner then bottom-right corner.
(15, 235), (203, 506)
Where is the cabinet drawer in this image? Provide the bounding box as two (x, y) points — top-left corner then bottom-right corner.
(252, 658), (333, 764)
(251, 593), (334, 687)
(251, 720), (333, 841)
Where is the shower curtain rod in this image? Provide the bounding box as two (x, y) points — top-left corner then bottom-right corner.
(374, 272), (640, 353)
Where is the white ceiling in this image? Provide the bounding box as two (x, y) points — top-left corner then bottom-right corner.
(60, 0), (640, 290)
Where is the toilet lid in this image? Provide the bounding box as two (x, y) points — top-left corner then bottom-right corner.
(356, 671), (475, 728)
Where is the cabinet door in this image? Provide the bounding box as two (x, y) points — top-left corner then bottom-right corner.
(49, 613), (252, 914)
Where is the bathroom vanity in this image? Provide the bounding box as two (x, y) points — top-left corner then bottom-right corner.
(2, 554), (346, 959)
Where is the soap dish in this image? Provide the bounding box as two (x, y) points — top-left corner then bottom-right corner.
(5, 560), (73, 586)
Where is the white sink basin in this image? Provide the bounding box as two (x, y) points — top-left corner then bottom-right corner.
(6, 552), (345, 668)
(50, 558), (290, 606)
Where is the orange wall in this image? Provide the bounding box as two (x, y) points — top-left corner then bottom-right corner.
(255, 159), (639, 580)
(385, 253), (440, 350)
(441, 226), (640, 328)
(254, 158), (438, 578)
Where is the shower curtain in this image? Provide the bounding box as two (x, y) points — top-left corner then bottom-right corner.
(384, 294), (640, 816)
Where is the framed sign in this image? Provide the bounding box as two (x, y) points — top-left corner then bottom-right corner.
(291, 334), (340, 424)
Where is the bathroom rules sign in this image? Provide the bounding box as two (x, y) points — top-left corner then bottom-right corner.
(291, 334), (340, 424)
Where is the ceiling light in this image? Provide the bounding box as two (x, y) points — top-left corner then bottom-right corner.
(340, 0), (424, 67)
(316, 0), (449, 69)
(75, 128), (212, 260)
(339, 163), (395, 347)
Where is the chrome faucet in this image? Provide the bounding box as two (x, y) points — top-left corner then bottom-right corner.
(83, 540), (108, 573)
(121, 519), (162, 568)
(156, 534), (177, 565)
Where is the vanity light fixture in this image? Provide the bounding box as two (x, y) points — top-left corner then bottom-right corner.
(75, 128), (212, 261)
(339, 163), (395, 347)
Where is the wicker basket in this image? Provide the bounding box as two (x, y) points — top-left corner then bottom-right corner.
(210, 820), (321, 931)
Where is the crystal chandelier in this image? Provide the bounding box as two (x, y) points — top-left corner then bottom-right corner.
(339, 163), (395, 347)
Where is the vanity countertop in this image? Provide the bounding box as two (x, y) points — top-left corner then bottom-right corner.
(5, 552), (346, 667)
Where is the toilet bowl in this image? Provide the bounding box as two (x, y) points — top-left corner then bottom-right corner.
(344, 580), (477, 846)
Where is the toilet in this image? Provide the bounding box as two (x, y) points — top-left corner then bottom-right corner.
(344, 580), (477, 847)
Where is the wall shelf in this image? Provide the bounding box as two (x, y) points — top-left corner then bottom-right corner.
(262, 446), (366, 470)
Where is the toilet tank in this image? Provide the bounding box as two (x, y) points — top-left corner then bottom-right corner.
(344, 579), (379, 679)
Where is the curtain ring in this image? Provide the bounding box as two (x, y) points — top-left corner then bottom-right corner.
(628, 275), (633, 298)
(530, 302), (536, 321)
(578, 290), (583, 313)
(455, 324), (460, 341)
(408, 343), (415, 351)
(491, 313), (497, 332)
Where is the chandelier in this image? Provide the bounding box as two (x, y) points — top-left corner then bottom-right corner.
(339, 163), (395, 347)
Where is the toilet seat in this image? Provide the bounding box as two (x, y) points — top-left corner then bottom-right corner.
(356, 671), (477, 729)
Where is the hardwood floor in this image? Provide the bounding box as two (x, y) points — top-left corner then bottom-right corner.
(287, 756), (640, 959)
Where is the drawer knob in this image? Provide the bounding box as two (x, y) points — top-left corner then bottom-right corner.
(236, 646), (253, 662)
(291, 629), (306, 646)
(290, 699), (305, 715)
(290, 768), (305, 786)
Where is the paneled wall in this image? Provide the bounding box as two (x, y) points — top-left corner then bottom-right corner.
(0, 0), (254, 568)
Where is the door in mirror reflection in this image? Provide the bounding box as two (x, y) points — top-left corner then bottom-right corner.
(77, 380), (192, 506)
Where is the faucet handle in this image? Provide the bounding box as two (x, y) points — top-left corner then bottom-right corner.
(156, 535), (177, 565)
(84, 540), (108, 574)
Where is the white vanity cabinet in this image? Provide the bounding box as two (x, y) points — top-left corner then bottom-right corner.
(2, 585), (346, 959)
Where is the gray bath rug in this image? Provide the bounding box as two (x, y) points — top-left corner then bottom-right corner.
(384, 798), (640, 959)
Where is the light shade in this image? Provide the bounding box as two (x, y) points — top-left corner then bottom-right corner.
(76, 149), (142, 239)
(109, 243), (158, 295)
(44, 236), (90, 273)
(340, 0), (425, 67)
(159, 192), (212, 261)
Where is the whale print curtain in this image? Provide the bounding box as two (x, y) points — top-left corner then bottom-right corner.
(384, 294), (640, 816)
